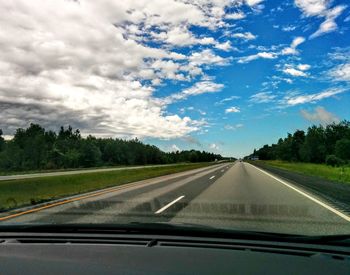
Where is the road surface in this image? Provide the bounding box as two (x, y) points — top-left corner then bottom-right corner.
(1, 162), (350, 235)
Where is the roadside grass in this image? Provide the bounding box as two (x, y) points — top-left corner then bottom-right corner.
(0, 165), (129, 176)
(257, 160), (350, 184)
(0, 163), (191, 176)
(0, 163), (212, 212)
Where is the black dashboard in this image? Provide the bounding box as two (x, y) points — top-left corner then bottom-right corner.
(1, 232), (349, 274)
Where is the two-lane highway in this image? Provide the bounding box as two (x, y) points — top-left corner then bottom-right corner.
(1, 162), (350, 235)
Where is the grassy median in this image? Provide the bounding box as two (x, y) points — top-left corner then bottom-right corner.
(0, 163), (212, 212)
(257, 160), (350, 184)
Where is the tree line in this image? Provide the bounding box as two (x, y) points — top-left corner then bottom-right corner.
(247, 121), (350, 166)
(0, 124), (222, 171)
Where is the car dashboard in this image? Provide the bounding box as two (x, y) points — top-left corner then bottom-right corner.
(1, 232), (349, 274)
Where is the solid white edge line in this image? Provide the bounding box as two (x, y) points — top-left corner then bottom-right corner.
(246, 163), (350, 222)
(155, 195), (185, 214)
(209, 175), (216, 180)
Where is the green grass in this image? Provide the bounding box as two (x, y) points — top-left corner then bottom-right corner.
(0, 163), (212, 212)
(257, 160), (350, 184)
(0, 165), (127, 176)
(0, 163), (188, 176)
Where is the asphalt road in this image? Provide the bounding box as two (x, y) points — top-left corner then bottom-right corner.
(2, 162), (350, 235)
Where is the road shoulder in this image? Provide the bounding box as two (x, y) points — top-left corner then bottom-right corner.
(248, 161), (350, 216)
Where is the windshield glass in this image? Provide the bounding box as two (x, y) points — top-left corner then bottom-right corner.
(0, 0), (350, 237)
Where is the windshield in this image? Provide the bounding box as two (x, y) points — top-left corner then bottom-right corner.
(0, 0), (350, 237)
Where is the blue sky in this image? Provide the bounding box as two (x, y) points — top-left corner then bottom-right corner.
(1, 0), (350, 158)
(147, 0), (350, 157)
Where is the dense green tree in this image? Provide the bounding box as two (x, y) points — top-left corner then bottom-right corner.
(291, 130), (305, 161)
(325, 155), (344, 167)
(325, 122), (350, 155)
(0, 129), (4, 152)
(300, 126), (326, 163)
(248, 121), (350, 165)
(335, 138), (350, 161)
(0, 124), (222, 172)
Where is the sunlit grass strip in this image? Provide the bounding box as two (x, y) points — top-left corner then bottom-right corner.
(258, 160), (350, 184)
(0, 163), (212, 211)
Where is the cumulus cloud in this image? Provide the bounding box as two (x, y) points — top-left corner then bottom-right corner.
(295, 0), (329, 16)
(283, 68), (308, 77)
(188, 49), (229, 67)
(297, 64), (311, 71)
(226, 11), (246, 20)
(310, 5), (347, 39)
(300, 106), (340, 125)
(0, 0), (248, 139)
(215, 41), (233, 51)
(171, 144), (181, 152)
(232, 32), (257, 41)
(245, 0), (264, 7)
(225, 106), (241, 113)
(237, 36), (306, 64)
(282, 63), (310, 77)
(295, 0), (347, 38)
(209, 143), (220, 150)
(281, 36), (305, 55)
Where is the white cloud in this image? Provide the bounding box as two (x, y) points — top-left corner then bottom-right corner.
(300, 106), (340, 125)
(171, 144), (181, 152)
(283, 68), (308, 77)
(329, 63), (350, 82)
(232, 32), (257, 40)
(282, 25), (297, 32)
(215, 95), (240, 105)
(249, 92), (276, 103)
(246, 0), (264, 6)
(295, 0), (329, 17)
(224, 123), (244, 130)
(237, 36), (305, 64)
(1, 0), (250, 139)
(283, 88), (345, 106)
(295, 1), (347, 38)
(226, 11), (246, 20)
(225, 106), (241, 113)
(310, 5), (347, 39)
(237, 51), (277, 63)
(297, 64), (311, 71)
(188, 49), (229, 66)
(281, 36), (305, 55)
(328, 47), (350, 62)
(215, 41), (233, 51)
(209, 143), (220, 150)
(163, 81), (224, 104)
(291, 37), (306, 48)
(164, 27), (197, 46)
